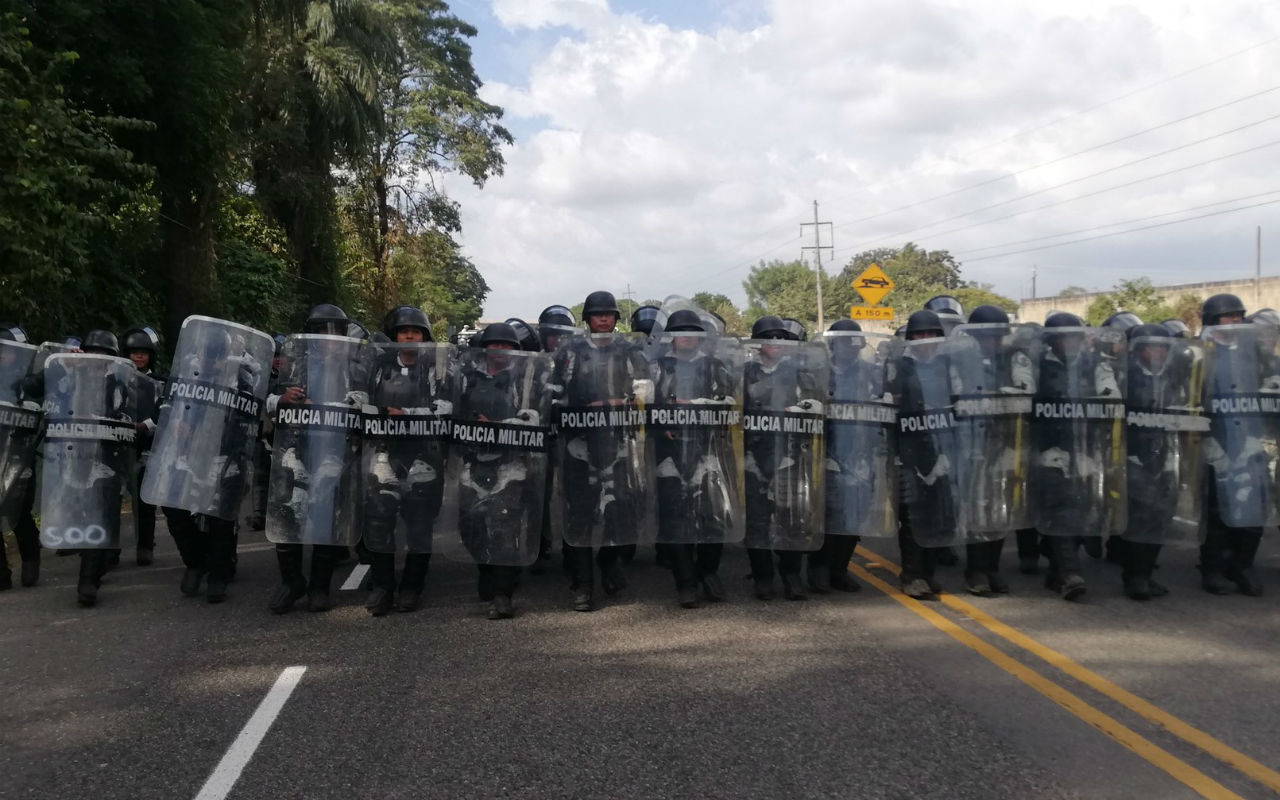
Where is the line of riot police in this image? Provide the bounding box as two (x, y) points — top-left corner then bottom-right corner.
(2, 289), (1276, 615)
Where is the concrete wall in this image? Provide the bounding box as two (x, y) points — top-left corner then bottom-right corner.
(1017, 275), (1280, 324)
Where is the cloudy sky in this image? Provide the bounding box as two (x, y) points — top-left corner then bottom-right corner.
(439, 0), (1280, 317)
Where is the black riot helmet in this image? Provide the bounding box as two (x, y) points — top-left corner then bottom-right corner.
(1102, 310), (1143, 331)
(478, 322), (521, 348)
(1160, 319), (1191, 338)
(664, 309), (705, 333)
(272, 333), (287, 354)
(0, 323), (28, 344)
(968, 305), (1009, 325)
(924, 294), (964, 318)
(780, 318), (808, 341)
(1044, 311), (1084, 328)
(582, 291), (621, 319)
(122, 326), (160, 355)
(1201, 293), (1246, 327)
(305, 303), (349, 335)
(82, 329), (120, 356)
(1247, 308), (1280, 328)
(905, 310), (945, 338)
(827, 319), (862, 333)
(505, 318), (541, 351)
(751, 315), (791, 340)
(538, 304), (576, 327)
(630, 305), (661, 335)
(383, 305), (433, 340)
(1127, 323), (1171, 342)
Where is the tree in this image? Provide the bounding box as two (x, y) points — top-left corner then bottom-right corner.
(1082, 278), (1197, 328)
(691, 292), (749, 336)
(1059, 285), (1090, 297)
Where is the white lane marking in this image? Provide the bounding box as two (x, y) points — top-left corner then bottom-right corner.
(193, 666), (307, 800)
(340, 563), (369, 591)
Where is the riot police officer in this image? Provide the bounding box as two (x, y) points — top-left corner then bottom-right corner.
(122, 326), (164, 566)
(1161, 319), (1191, 338)
(554, 290), (651, 612)
(810, 319), (887, 593)
(925, 295), (965, 336)
(951, 305), (1035, 596)
(630, 305), (660, 336)
(267, 304), (370, 614)
(1031, 312), (1122, 602)
(453, 322), (547, 619)
(0, 324), (41, 590)
(743, 315), (825, 601)
(505, 319), (541, 352)
(892, 310), (957, 599)
(363, 305), (450, 615)
(649, 309), (739, 607)
(1199, 293), (1269, 596)
(537, 305), (579, 352)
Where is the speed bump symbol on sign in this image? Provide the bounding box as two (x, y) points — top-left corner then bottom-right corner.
(853, 263), (894, 306)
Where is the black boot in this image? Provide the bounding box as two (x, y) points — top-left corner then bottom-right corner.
(780, 573), (808, 601)
(269, 546), (307, 614)
(180, 567), (205, 597)
(398, 553), (430, 612)
(365, 587), (394, 616)
(21, 558), (39, 588)
(0, 569), (10, 591)
(307, 548), (337, 612)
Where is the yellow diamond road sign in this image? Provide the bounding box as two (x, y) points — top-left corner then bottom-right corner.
(853, 263), (894, 306)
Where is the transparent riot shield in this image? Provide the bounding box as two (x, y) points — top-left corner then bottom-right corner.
(142, 316), (275, 520)
(265, 334), (372, 546)
(646, 332), (745, 545)
(947, 323), (1037, 539)
(39, 354), (141, 550)
(892, 336), (963, 548)
(440, 349), (553, 566)
(553, 332), (654, 549)
(1030, 326), (1127, 537)
(1123, 335), (1209, 546)
(360, 342), (454, 554)
(823, 330), (896, 539)
(1200, 323), (1280, 528)
(0, 340), (39, 527)
(644, 295), (723, 359)
(742, 339), (828, 551)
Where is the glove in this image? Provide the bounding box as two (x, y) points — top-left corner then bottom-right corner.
(432, 398), (454, 416)
(344, 390), (369, 406)
(919, 454), (949, 486)
(21, 400), (39, 412)
(407, 459), (437, 485)
(789, 399), (824, 414)
(632, 379), (654, 404)
(513, 409), (540, 426)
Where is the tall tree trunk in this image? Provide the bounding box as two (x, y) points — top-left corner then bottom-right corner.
(162, 186), (216, 341)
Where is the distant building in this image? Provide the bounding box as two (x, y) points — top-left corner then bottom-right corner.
(1018, 274), (1279, 323)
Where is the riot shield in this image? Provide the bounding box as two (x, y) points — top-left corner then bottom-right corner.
(38, 354), (141, 550)
(440, 349), (552, 565)
(141, 316), (275, 519)
(742, 339), (828, 551)
(644, 295), (722, 359)
(1200, 323), (1280, 528)
(1123, 335), (1209, 546)
(553, 332), (654, 549)
(1030, 326), (1127, 537)
(646, 332), (745, 545)
(265, 334), (372, 546)
(948, 323), (1037, 539)
(823, 330), (896, 539)
(0, 340), (39, 528)
(893, 336), (963, 548)
(360, 342), (454, 554)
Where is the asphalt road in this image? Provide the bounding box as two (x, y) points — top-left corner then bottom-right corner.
(3, 523), (1280, 800)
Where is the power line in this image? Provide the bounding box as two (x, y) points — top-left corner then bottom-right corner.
(959, 33), (1280, 159)
(832, 85), (1280, 233)
(830, 118), (1280, 260)
(953, 189), (1280, 256)
(960, 196), (1280, 263)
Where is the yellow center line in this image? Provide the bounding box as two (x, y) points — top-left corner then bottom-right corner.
(855, 544), (1280, 796)
(847, 561), (1246, 800)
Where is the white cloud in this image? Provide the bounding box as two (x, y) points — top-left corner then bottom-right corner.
(450, 0), (1280, 319)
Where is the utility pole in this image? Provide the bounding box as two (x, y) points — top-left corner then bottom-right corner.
(1031, 265), (1037, 299)
(800, 200), (833, 330)
(1256, 226), (1262, 309)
